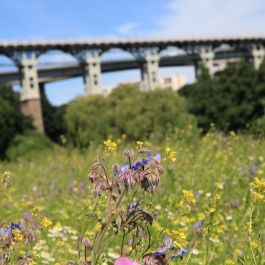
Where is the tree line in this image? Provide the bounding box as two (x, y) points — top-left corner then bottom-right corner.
(1, 60), (265, 159)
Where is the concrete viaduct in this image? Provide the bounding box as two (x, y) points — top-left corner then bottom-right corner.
(0, 37), (264, 132)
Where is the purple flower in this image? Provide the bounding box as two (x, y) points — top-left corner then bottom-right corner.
(121, 162), (129, 171)
(152, 236), (174, 255)
(171, 247), (189, 259)
(0, 222), (21, 238)
(128, 201), (141, 215)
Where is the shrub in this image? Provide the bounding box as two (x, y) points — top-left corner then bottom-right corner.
(6, 131), (53, 160)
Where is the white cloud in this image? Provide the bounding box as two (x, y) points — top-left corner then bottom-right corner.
(116, 22), (138, 35)
(150, 0), (265, 38)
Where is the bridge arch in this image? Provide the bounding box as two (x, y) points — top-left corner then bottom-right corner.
(0, 53), (19, 72)
(101, 47), (136, 61)
(38, 49), (78, 67)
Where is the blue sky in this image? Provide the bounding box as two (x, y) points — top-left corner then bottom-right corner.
(0, 0), (264, 105)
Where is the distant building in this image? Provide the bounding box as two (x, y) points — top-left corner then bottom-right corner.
(160, 74), (187, 91)
(102, 74), (187, 95)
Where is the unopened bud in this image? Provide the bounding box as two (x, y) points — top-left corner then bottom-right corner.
(82, 237), (93, 249)
(91, 162), (100, 172)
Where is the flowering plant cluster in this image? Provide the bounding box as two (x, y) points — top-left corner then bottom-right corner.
(0, 171), (53, 265)
(85, 148), (166, 264)
(80, 147), (192, 265)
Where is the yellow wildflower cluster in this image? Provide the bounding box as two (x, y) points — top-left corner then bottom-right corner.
(1, 171), (12, 191)
(182, 189), (196, 205)
(136, 141), (144, 149)
(179, 189), (196, 212)
(103, 139), (117, 152)
(13, 229), (23, 242)
(166, 147), (176, 162)
(215, 182), (223, 190)
(170, 230), (187, 248)
(251, 177), (265, 201)
(32, 206), (40, 217)
(41, 217), (53, 229)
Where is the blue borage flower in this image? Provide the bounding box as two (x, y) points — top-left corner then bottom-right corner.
(127, 201), (141, 215)
(151, 236), (189, 259)
(152, 236), (174, 255)
(171, 247), (189, 259)
(120, 152), (161, 171)
(0, 222), (21, 238)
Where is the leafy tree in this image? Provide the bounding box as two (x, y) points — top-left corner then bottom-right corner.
(0, 84), (32, 158)
(65, 95), (109, 147)
(65, 84), (196, 147)
(6, 131), (53, 161)
(180, 61), (263, 132)
(112, 86), (195, 140)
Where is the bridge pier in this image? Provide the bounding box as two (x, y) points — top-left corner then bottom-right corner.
(199, 47), (215, 75)
(19, 55), (44, 132)
(82, 54), (101, 95)
(140, 52), (160, 91)
(251, 45), (265, 70)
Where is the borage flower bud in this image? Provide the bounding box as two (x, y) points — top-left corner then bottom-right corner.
(88, 172), (97, 183)
(82, 237), (93, 249)
(123, 150), (131, 157)
(91, 162), (100, 172)
(93, 180), (109, 198)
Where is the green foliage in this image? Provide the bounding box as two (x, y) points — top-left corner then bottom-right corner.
(65, 95), (110, 147)
(40, 85), (66, 142)
(65, 84), (196, 147)
(6, 131), (53, 160)
(180, 62), (265, 132)
(0, 84), (32, 159)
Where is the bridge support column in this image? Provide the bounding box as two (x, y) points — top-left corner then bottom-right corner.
(251, 45), (265, 70)
(199, 47), (215, 75)
(140, 52), (160, 91)
(82, 54), (101, 95)
(19, 55), (44, 132)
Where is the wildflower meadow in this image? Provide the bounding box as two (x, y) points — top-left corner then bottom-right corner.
(0, 129), (265, 264)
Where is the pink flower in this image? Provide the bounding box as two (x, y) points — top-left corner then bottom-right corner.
(114, 256), (141, 265)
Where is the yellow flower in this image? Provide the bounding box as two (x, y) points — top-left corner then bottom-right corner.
(1, 171), (12, 190)
(32, 206), (40, 217)
(225, 259), (235, 265)
(182, 189), (196, 205)
(13, 229), (23, 242)
(103, 139), (117, 151)
(166, 147), (176, 162)
(136, 141), (144, 149)
(215, 182), (223, 190)
(209, 208), (216, 214)
(253, 177), (265, 193)
(41, 217), (53, 229)
(251, 191), (264, 201)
